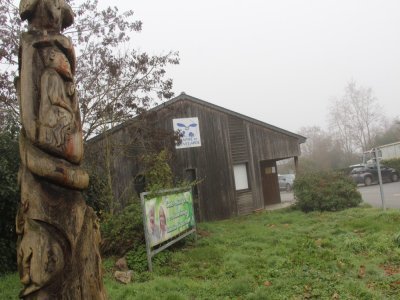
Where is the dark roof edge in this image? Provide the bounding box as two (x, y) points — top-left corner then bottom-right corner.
(170, 93), (306, 143)
(86, 118), (136, 144)
(87, 93), (307, 144)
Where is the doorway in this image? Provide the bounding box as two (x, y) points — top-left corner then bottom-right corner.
(260, 160), (281, 205)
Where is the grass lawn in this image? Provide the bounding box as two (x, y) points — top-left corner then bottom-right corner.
(2, 206), (400, 299)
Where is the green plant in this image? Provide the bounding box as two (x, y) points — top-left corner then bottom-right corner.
(83, 168), (113, 220)
(293, 171), (362, 212)
(0, 273), (21, 298)
(126, 244), (172, 274)
(3, 207), (400, 299)
(100, 149), (198, 258)
(100, 199), (145, 256)
(382, 158), (400, 173)
(0, 126), (20, 274)
(393, 233), (400, 247)
(141, 149), (174, 192)
(126, 245), (148, 273)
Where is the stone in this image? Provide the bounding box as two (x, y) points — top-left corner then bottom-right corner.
(114, 271), (134, 284)
(115, 257), (129, 271)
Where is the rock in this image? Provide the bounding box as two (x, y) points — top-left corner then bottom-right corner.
(358, 265), (366, 278)
(115, 257), (128, 271)
(263, 281), (272, 287)
(114, 270), (134, 284)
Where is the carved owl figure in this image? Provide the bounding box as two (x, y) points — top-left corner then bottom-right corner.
(19, 0), (74, 32)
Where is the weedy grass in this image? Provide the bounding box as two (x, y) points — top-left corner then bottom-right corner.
(0, 273), (21, 299)
(2, 206), (400, 299)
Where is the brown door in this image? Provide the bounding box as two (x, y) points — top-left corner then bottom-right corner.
(260, 160), (281, 205)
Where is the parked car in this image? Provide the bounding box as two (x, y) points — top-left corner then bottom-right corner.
(350, 163), (399, 186)
(278, 174), (294, 191)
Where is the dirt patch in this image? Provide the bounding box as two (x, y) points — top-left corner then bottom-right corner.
(197, 229), (211, 237)
(380, 264), (400, 276)
(358, 265), (366, 278)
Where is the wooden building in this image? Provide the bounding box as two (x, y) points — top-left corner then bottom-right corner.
(86, 93), (306, 221)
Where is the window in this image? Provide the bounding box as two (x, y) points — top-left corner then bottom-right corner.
(233, 164), (249, 190)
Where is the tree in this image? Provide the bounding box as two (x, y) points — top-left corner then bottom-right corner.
(0, 122), (19, 274)
(84, 112), (180, 213)
(329, 81), (385, 153)
(373, 118), (400, 146)
(0, 0), (179, 139)
(298, 126), (354, 171)
(1, 0), (179, 223)
(0, 0), (21, 129)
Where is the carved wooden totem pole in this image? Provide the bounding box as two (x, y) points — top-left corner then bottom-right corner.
(16, 0), (106, 298)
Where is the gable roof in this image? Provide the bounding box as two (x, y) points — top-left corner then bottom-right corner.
(165, 93), (306, 143)
(88, 93), (306, 144)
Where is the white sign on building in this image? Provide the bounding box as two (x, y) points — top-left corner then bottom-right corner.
(173, 117), (201, 149)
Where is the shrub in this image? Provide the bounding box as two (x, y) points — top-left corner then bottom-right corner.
(100, 199), (145, 256)
(0, 127), (20, 274)
(125, 244), (171, 274)
(293, 171), (362, 212)
(393, 233), (400, 247)
(382, 158), (400, 172)
(83, 169), (113, 220)
(126, 245), (149, 273)
(141, 149), (174, 192)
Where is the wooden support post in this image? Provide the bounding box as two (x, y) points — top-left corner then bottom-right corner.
(294, 156), (299, 174)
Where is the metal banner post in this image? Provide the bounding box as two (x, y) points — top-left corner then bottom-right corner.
(374, 148), (386, 211)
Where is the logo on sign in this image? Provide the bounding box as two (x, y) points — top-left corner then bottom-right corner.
(173, 118), (201, 149)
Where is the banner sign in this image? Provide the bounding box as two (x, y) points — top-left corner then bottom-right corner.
(173, 117), (201, 149)
(142, 190), (195, 247)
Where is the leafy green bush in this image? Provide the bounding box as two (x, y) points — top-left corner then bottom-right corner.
(393, 233), (400, 247)
(100, 199), (145, 256)
(382, 158), (400, 172)
(83, 169), (113, 220)
(99, 148), (195, 257)
(141, 149), (174, 192)
(0, 127), (20, 274)
(126, 245), (148, 273)
(125, 244), (171, 274)
(293, 171), (362, 212)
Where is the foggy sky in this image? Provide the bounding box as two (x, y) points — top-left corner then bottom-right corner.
(99, 0), (400, 133)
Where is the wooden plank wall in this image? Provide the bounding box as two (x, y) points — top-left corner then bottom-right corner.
(228, 116), (253, 215)
(227, 115), (300, 214)
(153, 100), (237, 221)
(228, 116), (249, 162)
(84, 124), (145, 209)
(246, 122), (301, 209)
(86, 97), (302, 220)
(236, 190), (254, 215)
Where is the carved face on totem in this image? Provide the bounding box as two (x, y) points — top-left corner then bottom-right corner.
(19, 0), (74, 32)
(42, 46), (73, 81)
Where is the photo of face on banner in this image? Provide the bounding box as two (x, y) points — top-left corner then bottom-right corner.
(148, 205), (160, 242)
(159, 206), (167, 238)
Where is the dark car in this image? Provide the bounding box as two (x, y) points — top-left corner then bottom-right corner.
(350, 164), (399, 186)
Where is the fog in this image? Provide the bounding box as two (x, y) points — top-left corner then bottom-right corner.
(98, 0), (400, 133)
